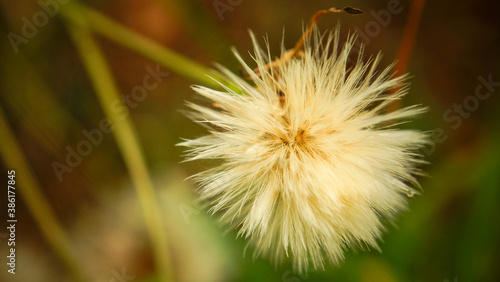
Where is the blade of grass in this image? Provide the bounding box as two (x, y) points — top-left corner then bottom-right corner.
(64, 19), (173, 282)
(0, 105), (89, 282)
(60, 1), (239, 91)
(155, 0), (237, 67)
(0, 43), (77, 158)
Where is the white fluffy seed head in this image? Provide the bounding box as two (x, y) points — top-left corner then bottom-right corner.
(179, 26), (428, 273)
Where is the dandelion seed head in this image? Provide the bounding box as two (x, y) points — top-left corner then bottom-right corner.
(179, 26), (427, 273)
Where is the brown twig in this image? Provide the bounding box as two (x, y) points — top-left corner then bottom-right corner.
(394, 0), (427, 75)
(250, 7), (363, 78)
(388, 0), (426, 112)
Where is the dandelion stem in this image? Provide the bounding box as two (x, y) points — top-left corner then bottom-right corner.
(0, 105), (89, 282)
(65, 21), (173, 282)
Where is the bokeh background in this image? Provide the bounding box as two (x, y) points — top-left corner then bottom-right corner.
(0, 0), (499, 281)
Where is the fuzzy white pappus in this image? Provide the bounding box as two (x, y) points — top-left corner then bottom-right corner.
(179, 26), (428, 273)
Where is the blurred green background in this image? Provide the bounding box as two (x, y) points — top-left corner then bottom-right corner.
(0, 0), (499, 281)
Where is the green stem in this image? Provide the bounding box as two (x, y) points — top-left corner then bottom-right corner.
(60, 1), (238, 90)
(155, 0), (236, 66)
(65, 21), (173, 282)
(0, 105), (89, 282)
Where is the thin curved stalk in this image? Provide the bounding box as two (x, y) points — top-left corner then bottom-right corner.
(388, 0), (426, 112)
(394, 0), (427, 75)
(60, 1), (239, 91)
(0, 105), (89, 282)
(65, 21), (173, 282)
